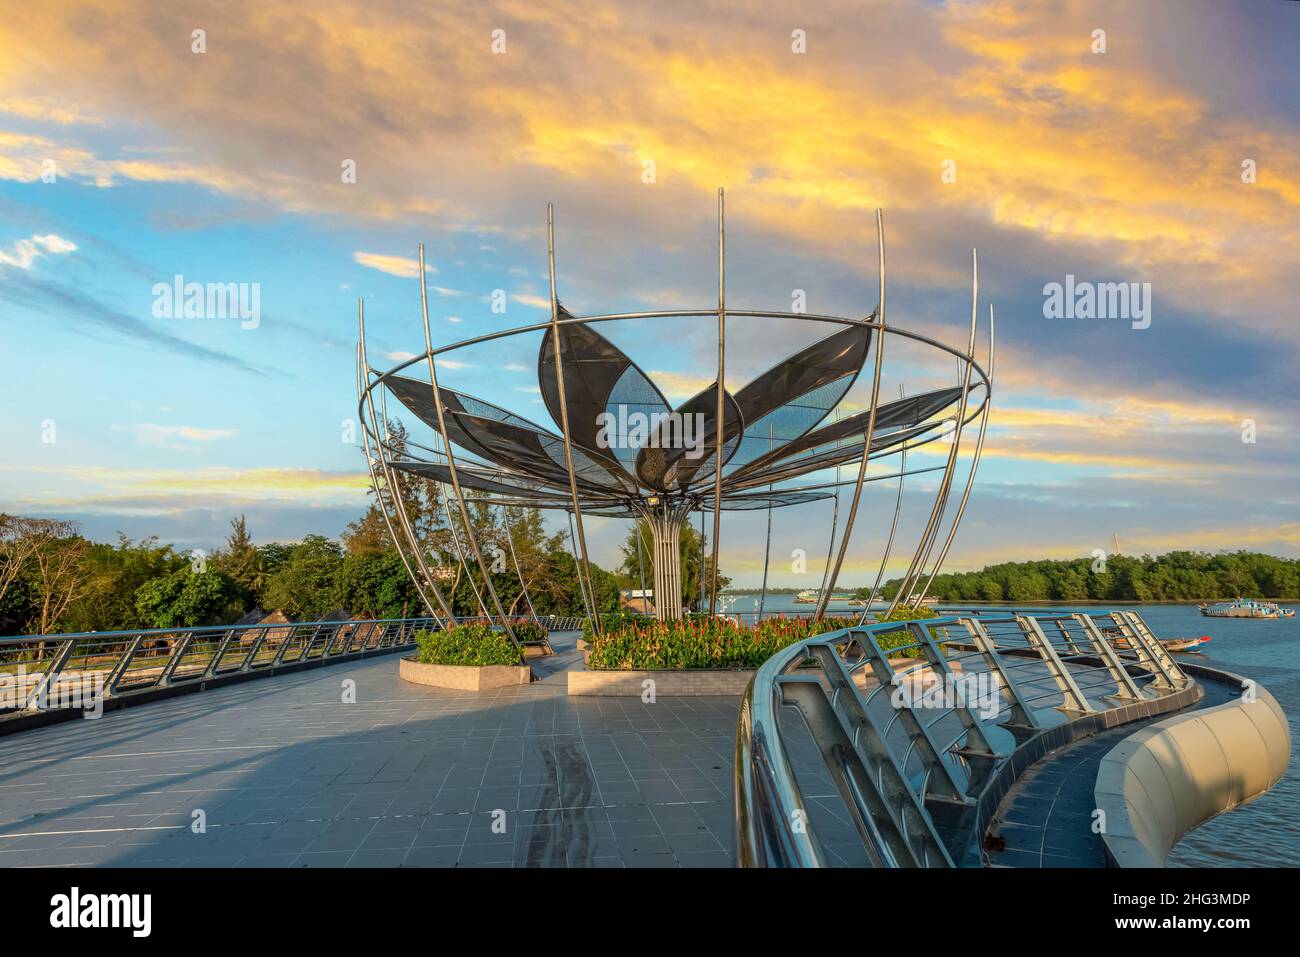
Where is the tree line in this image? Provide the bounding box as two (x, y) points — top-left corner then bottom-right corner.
(863, 551), (1300, 603)
(0, 434), (728, 635)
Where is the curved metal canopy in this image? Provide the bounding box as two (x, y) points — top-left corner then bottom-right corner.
(374, 311), (985, 516)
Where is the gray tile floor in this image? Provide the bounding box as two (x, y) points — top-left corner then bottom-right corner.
(0, 647), (741, 868)
(985, 679), (1235, 867)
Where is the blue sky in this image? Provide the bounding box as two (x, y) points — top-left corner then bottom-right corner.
(1, 0), (1297, 586)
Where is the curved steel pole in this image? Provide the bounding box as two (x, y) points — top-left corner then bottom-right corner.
(567, 510), (595, 622)
(858, 385), (908, 625)
(442, 485), (489, 620)
(502, 506), (540, 624)
(914, 305), (996, 605)
(900, 265), (982, 608)
(547, 205), (601, 634)
(380, 377), (455, 619)
(357, 304), (454, 624)
(814, 208), (887, 621)
(634, 521), (648, 612)
(889, 249), (979, 615)
(355, 343), (449, 626)
(816, 411), (843, 602)
(698, 508), (706, 611)
(709, 187), (726, 617)
(417, 244), (517, 645)
(757, 424), (774, 621)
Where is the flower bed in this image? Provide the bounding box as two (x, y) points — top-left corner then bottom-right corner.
(414, 623), (523, 666)
(507, 618), (550, 644)
(585, 615), (918, 671)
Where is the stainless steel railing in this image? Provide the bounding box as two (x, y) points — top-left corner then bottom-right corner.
(0, 616), (441, 719)
(735, 610), (1195, 867)
(0, 611), (593, 721)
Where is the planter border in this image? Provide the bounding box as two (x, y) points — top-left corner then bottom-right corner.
(568, 667), (755, 696)
(399, 655), (531, 691)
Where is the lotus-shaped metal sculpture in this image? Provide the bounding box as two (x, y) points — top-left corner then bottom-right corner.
(357, 193), (993, 634)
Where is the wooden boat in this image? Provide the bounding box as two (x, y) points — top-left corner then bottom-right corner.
(1107, 630), (1211, 653)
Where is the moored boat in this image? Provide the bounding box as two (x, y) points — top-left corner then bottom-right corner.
(1199, 598), (1295, 619)
(1107, 631), (1212, 653)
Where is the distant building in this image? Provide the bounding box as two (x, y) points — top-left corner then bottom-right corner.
(620, 589), (653, 614)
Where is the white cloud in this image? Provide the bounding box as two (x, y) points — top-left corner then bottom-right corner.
(352, 250), (430, 278)
(112, 423), (238, 449)
(0, 233), (78, 270)
(510, 293), (550, 309)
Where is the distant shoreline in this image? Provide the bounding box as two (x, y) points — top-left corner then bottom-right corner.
(719, 595), (1300, 605)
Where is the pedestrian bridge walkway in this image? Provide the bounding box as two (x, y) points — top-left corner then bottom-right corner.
(0, 640), (739, 868)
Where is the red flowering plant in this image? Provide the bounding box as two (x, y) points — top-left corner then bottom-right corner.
(585, 614), (914, 671)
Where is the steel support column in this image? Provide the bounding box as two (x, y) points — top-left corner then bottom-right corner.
(416, 245), (517, 646)
(816, 209), (887, 621)
(546, 206), (601, 635)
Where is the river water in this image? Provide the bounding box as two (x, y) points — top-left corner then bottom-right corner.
(720, 594), (1300, 867)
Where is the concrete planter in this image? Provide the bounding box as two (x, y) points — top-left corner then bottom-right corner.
(568, 655), (961, 697)
(399, 656), (531, 691)
(568, 668), (756, 697)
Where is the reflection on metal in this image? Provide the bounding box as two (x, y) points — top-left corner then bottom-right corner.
(815, 209), (887, 621)
(416, 245), (518, 646)
(734, 610), (1255, 868)
(357, 198), (995, 629)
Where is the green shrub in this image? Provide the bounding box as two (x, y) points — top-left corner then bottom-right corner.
(583, 611), (651, 643)
(873, 604), (939, 622)
(587, 615), (867, 671)
(414, 624), (523, 666)
(508, 618), (549, 644)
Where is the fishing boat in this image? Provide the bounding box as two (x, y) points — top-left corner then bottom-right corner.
(794, 589), (856, 604)
(1107, 631), (1212, 653)
(1199, 598), (1295, 619)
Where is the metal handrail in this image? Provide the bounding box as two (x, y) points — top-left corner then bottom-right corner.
(0, 616), (449, 719)
(0, 611), (595, 722)
(734, 611), (1194, 867)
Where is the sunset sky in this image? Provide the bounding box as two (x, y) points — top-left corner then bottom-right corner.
(1, 0), (1297, 586)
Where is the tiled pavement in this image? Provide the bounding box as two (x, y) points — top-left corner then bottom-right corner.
(0, 639), (743, 868)
(985, 679), (1234, 867)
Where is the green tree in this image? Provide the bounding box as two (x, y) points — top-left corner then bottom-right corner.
(58, 534), (184, 633)
(134, 568), (239, 628)
(261, 535), (344, 619)
(335, 551), (419, 619)
(219, 515), (262, 596)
